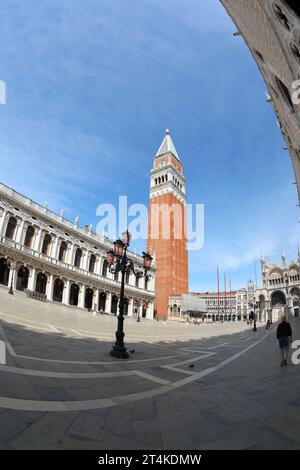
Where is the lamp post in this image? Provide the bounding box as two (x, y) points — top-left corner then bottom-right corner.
(107, 230), (153, 359)
(252, 300), (258, 332)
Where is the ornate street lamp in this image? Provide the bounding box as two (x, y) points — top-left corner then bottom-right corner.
(107, 230), (153, 359)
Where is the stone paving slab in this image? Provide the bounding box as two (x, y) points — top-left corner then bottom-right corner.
(0, 289), (300, 449)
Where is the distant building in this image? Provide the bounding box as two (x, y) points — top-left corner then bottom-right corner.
(255, 252), (300, 322)
(169, 281), (256, 322)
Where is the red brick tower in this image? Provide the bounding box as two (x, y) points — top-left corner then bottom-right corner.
(147, 129), (189, 318)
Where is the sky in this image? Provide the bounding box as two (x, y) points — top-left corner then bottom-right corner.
(0, 0), (299, 292)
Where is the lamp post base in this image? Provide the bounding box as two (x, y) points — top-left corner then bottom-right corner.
(110, 346), (129, 359)
(253, 321), (257, 332)
(8, 287), (14, 295)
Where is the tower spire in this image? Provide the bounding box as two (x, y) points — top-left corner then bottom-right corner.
(155, 129), (181, 161)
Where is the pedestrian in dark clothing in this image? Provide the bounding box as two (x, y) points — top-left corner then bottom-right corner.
(277, 316), (292, 367)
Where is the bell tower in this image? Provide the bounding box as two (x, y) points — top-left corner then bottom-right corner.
(147, 129), (189, 318)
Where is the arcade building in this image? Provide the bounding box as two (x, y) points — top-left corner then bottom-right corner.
(0, 182), (155, 318)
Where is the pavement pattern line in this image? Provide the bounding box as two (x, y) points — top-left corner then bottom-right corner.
(0, 330), (273, 412)
(161, 352), (217, 375)
(0, 325), (16, 357)
(0, 364), (171, 385)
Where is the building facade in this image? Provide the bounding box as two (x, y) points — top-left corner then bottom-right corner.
(147, 130), (189, 318)
(0, 182), (155, 318)
(169, 281), (256, 321)
(220, 0), (300, 202)
(255, 253), (300, 322)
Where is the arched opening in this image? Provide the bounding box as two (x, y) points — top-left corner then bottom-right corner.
(111, 295), (118, 315)
(271, 290), (286, 307)
(125, 269), (130, 284)
(5, 217), (17, 240)
(89, 254), (96, 273)
(98, 292), (106, 312)
(16, 265), (29, 291)
(35, 272), (47, 295)
(69, 283), (79, 306)
(0, 257), (10, 286)
(85, 288), (94, 310)
(102, 260), (108, 277)
(24, 226), (35, 248)
(58, 241), (68, 262)
(74, 248), (82, 268)
(53, 278), (64, 302)
(41, 234), (52, 256)
(259, 294), (266, 311)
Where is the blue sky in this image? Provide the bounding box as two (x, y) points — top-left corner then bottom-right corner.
(0, 0), (299, 292)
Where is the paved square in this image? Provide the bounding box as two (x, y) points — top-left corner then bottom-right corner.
(0, 287), (300, 449)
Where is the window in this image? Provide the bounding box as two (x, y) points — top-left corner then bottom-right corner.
(24, 226), (35, 248)
(58, 241), (68, 262)
(273, 3), (291, 30)
(89, 254), (96, 273)
(42, 234), (52, 256)
(74, 248), (82, 268)
(102, 260), (108, 277)
(5, 217), (17, 240)
(290, 42), (300, 65)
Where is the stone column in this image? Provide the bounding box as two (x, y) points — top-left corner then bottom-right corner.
(84, 251), (90, 271)
(52, 236), (60, 260)
(28, 267), (36, 291)
(0, 209), (7, 236)
(93, 288), (99, 311)
(128, 298), (134, 317)
(46, 274), (54, 301)
(147, 302), (154, 319)
(62, 279), (71, 305)
(8, 262), (17, 290)
(106, 292), (112, 314)
(16, 219), (25, 244)
(78, 284), (86, 309)
(34, 228), (43, 252)
(68, 245), (75, 266)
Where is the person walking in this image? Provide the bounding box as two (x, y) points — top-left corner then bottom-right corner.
(277, 315), (292, 367)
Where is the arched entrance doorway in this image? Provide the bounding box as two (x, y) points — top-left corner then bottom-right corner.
(0, 257), (9, 286)
(16, 266), (29, 291)
(53, 279), (64, 302)
(35, 272), (47, 294)
(85, 288), (93, 310)
(271, 290), (286, 321)
(111, 295), (118, 315)
(98, 292), (106, 312)
(69, 283), (79, 306)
